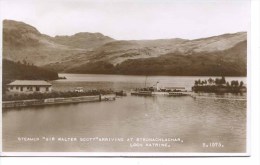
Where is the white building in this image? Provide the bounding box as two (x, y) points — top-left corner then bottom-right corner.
(7, 80), (52, 93)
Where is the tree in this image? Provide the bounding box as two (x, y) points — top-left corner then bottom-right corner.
(208, 78), (214, 85)
(226, 82), (230, 87)
(22, 59), (27, 65)
(239, 81), (244, 87)
(220, 76), (226, 85)
(231, 80), (239, 87)
(215, 78), (220, 85)
(198, 79), (201, 86)
(195, 80), (198, 86)
(215, 76), (226, 86)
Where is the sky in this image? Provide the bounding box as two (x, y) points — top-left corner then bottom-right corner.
(0, 0), (250, 40)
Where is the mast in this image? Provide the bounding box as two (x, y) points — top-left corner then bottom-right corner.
(156, 81), (160, 91)
(145, 75), (148, 88)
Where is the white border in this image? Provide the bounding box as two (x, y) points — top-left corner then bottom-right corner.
(0, 0), (258, 160)
(0, 152), (251, 157)
(247, 0), (252, 158)
(0, 0), (3, 155)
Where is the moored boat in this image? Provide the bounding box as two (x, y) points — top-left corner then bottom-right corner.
(131, 82), (191, 97)
(168, 91), (190, 96)
(131, 91), (152, 96)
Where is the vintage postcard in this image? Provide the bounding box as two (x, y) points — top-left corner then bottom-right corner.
(0, 0), (250, 156)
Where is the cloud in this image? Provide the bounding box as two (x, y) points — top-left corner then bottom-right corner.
(1, 0), (250, 40)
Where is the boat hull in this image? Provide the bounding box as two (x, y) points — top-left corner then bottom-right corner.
(131, 91), (152, 96)
(131, 91), (191, 97)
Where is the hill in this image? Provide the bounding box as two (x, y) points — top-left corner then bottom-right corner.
(3, 20), (247, 76)
(65, 40), (246, 76)
(53, 32), (114, 49)
(3, 20), (113, 66)
(2, 59), (58, 85)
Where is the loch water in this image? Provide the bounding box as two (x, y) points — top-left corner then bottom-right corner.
(2, 74), (247, 152)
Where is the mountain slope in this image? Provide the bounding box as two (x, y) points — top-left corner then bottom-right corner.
(3, 20), (113, 66)
(65, 40), (246, 76)
(44, 32), (246, 72)
(3, 20), (247, 76)
(54, 32), (114, 49)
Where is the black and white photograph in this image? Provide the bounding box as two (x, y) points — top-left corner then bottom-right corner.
(0, 0), (251, 156)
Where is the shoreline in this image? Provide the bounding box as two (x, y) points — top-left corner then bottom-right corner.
(57, 73), (247, 78)
(2, 94), (116, 109)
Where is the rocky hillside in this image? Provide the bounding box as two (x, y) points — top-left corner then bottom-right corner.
(75, 32), (246, 65)
(3, 20), (113, 66)
(3, 20), (247, 76)
(54, 32), (114, 49)
(65, 40), (247, 76)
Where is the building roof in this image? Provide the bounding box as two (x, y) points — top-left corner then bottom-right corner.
(7, 80), (52, 86)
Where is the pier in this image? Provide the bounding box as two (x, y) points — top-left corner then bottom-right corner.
(2, 94), (116, 109)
